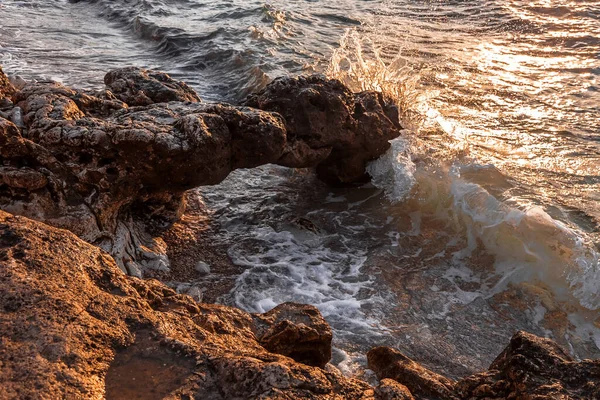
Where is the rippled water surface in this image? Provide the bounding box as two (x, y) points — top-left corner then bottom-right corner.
(1, 0), (599, 378)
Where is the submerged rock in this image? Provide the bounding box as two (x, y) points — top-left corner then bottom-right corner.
(0, 210), (375, 399)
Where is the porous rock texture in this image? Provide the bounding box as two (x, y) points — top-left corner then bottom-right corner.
(0, 210), (378, 399)
(0, 66), (403, 276)
(104, 67), (202, 106)
(253, 302), (333, 369)
(368, 331), (600, 400)
(246, 75), (403, 185)
(2, 80), (288, 276)
(0, 66), (16, 101)
(367, 346), (457, 399)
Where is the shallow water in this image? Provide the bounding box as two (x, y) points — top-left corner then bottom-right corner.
(1, 0), (599, 378)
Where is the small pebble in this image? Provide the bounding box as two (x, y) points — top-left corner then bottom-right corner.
(195, 261), (211, 275)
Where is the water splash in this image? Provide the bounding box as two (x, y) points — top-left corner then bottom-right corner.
(325, 29), (425, 131)
(366, 137), (416, 204)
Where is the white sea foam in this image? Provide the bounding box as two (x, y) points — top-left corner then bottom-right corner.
(366, 142), (600, 311)
(448, 166), (600, 310)
(366, 137), (416, 203)
(227, 225), (388, 336)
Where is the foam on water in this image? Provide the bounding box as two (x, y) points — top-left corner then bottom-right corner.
(228, 224), (387, 337)
(3, 0), (599, 378)
(366, 137), (416, 204)
(448, 166), (600, 310)
(368, 139), (600, 311)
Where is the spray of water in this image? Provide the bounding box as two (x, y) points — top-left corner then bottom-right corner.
(325, 29), (425, 131)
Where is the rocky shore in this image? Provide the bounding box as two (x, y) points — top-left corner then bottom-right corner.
(1, 65), (599, 399)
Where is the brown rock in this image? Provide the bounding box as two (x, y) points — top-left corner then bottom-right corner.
(375, 379), (415, 400)
(369, 331), (600, 400)
(1, 68), (404, 276)
(367, 346), (457, 399)
(456, 331), (600, 399)
(0, 210), (376, 399)
(104, 67), (201, 106)
(246, 74), (403, 185)
(253, 302), (333, 368)
(0, 65), (16, 101)
(5, 81), (287, 275)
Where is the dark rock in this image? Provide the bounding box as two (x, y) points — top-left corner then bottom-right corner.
(246, 74), (403, 185)
(456, 331), (600, 399)
(369, 331), (600, 400)
(367, 346), (457, 400)
(253, 302), (332, 368)
(104, 67), (201, 106)
(0, 67), (404, 276)
(0, 210), (375, 399)
(5, 81), (286, 275)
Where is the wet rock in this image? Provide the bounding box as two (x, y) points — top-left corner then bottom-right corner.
(253, 302), (333, 368)
(0, 66), (403, 276)
(105, 67), (201, 106)
(375, 379), (415, 400)
(455, 331), (600, 399)
(367, 346), (457, 399)
(369, 331), (600, 400)
(195, 260), (211, 275)
(0, 65), (16, 100)
(5, 81), (286, 275)
(8, 75), (27, 91)
(0, 210), (375, 399)
(246, 74), (403, 184)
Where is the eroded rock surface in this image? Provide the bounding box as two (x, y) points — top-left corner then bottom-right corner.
(369, 331), (600, 400)
(0, 66), (15, 101)
(252, 302), (333, 368)
(0, 210), (377, 399)
(456, 331), (600, 399)
(2, 80), (287, 275)
(367, 346), (457, 399)
(246, 75), (402, 184)
(104, 67), (201, 106)
(0, 66), (403, 276)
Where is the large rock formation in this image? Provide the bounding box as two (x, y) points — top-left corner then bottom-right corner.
(3, 209), (598, 399)
(368, 331), (600, 399)
(246, 75), (402, 184)
(1, 81), (288, 276)
(0, 66), (403, 276)
(0, 210), (379, 399)
(2, 65), (599, 399)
